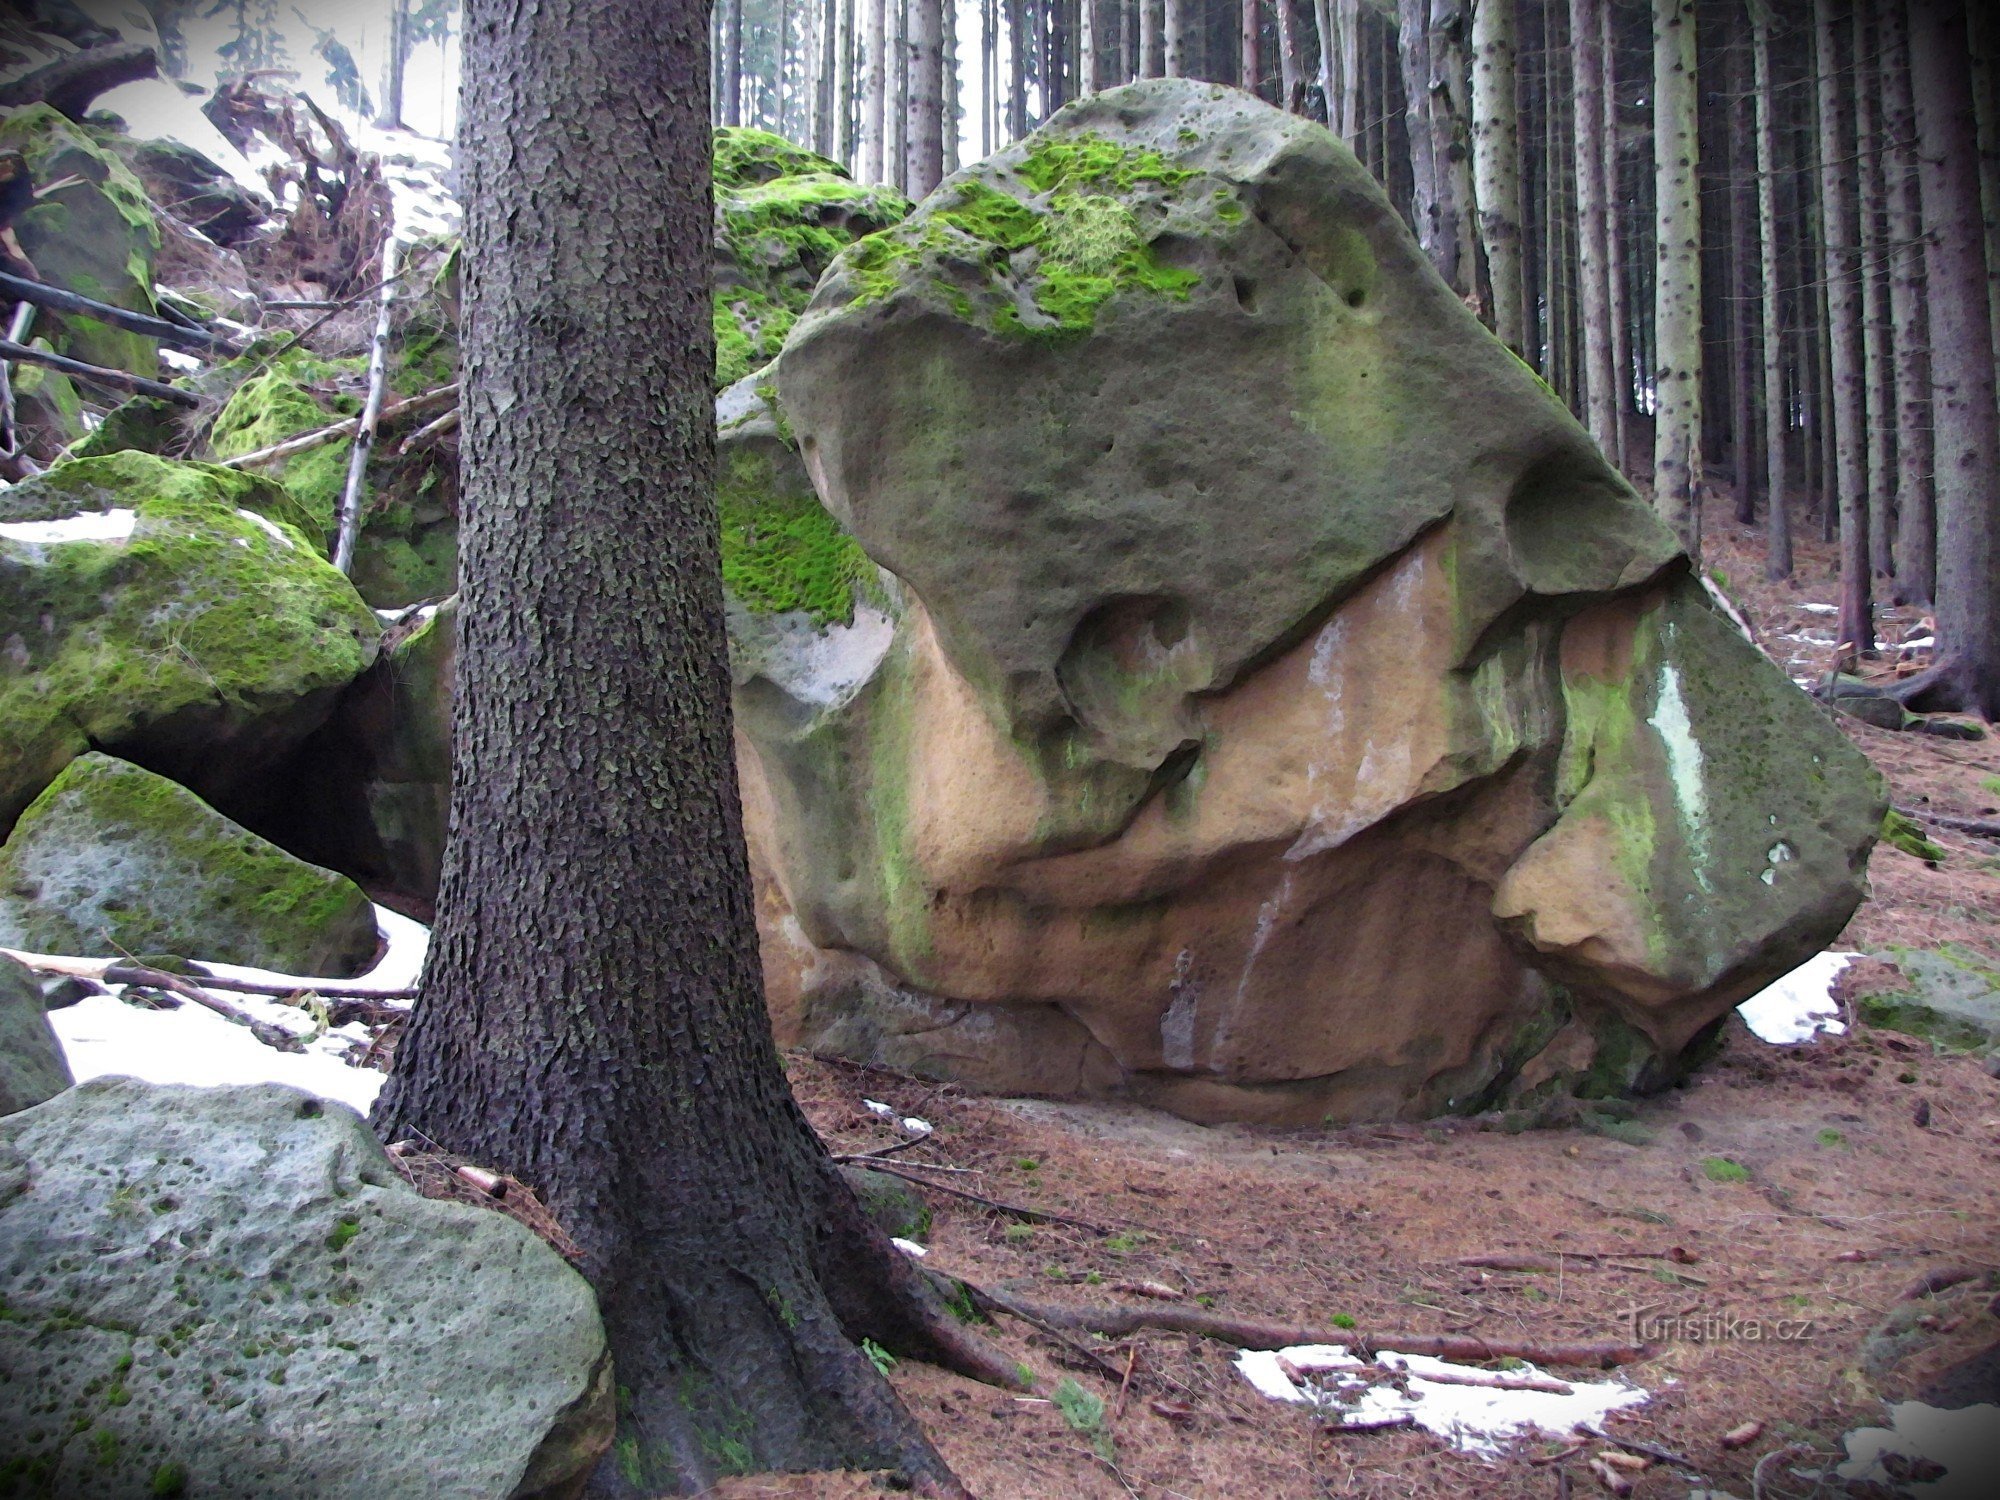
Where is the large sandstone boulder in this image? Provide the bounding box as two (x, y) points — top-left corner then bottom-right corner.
(0, 954), (69, 1118)
(0, 754), (379, 975)
(0, 452), (380, 829)
(0, 1078), (612, 1498)
(740, 79), (1884, 1123)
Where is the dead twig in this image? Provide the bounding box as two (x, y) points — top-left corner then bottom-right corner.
(860, 1159), (1117, 1233)
(2, 947), (414, 1002)
(0, 337), (199, 406)
(215, 381), (457, 470)
(1577, 1422), (1694, 1471)
(985, 1295), (1651, 1369)
(332, 230), (400, 574)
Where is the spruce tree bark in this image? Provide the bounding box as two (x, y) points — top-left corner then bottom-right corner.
(372, 1), (1011, 1491)
(1274, 0), (1303, 107)
(1651, 0), (1702, 554)
(1969, 2), (2000, 375)
(1165, 0), (1189, 76)
(1572, 0), (1617, 459)
(1753, 0), (1791, 579)
(1141, 0), (1162, 77)
(1728, 17), (1757, 526)
(1602, 0), (1633, 473)
(1339, 0), (1363, 144)
(1814, 0), (1872, 653)
(1880, 0), (1933, 602)
(1240, 0), (1260, 97)
(1895, 0), (2000, 718)
(906, 0), (945, 198)
(1471, 0), (1525, 353)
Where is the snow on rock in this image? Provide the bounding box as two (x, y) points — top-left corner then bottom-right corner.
(45, 904), (428, 1115)
(0, 509), (137, 546)
(1736, 950), (1859, 1043)
(1235, 1344), (1648, 1459)
(1837, 1401), (2000, 1498)
(237, 508), (297, 550)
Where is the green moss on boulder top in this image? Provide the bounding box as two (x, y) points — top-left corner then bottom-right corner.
(0, 453), (379, 829)
(208, 351), (368, 546)
(0, 105), (160, 375)
(713, 132), (908, 387)
(0, 754), (379, 976)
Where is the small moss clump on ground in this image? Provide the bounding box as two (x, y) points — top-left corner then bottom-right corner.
(1880, 808), (1945, 863)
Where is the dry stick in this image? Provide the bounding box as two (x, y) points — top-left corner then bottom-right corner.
(861, 1159), (1117, 1232)
(1577, 1421), (1694, 1471)
(215, 382), (458, 469)
(332, 232), (401, 575)
(2, 947), (415, 1002)
(0, 337), (199, 407)
(0, 269), (239, 353)
(396, 404), (459, 454)
(990, 1296), (1649, 1369)
(93, 962), (300, 1052)
(963, 1283), (1130, 1383)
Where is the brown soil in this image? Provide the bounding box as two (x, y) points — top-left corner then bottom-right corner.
(717, 496), (2000, 1500)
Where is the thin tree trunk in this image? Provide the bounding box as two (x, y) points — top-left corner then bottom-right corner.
(1273, 0), (1302, 107)
(1603, 0), (1632, 472)
(1729, 11), (1756, 524)
(1471, 0), (1525, 353)
(890, 0), (908, 191)
(373, 2), (1007, 1491)
(1339, 0), (1363, 142)
(1315, 0), (1337, 120)
(1652, 0), (1703, 554)
(379, 0), (409, 129)
(1142, 0), (1163, 77)
(1087, 0), (1103, 91)
(1815, 0), (1872, 652)
(1855, 2), (1895, 582)
(1970, 2), (2000, 377)
(907, 0), (944, 197)
(1572, 0), (1617, 456)
(864, 0), (887, 181)
(1398, 0), (1445, 281)
(1165, 0), (1188, 75)
(1881, 0), (1933, 602)
(1899, 0), (2000, 717)
(1753, 0), (1790, 578)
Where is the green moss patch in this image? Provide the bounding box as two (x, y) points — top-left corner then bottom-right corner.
(207, 352), (367, 544)
(718, 445), (876, 626)
(1879, 808), (1945, 863)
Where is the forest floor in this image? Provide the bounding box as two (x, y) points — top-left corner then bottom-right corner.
(714, 495), (2000, 1500)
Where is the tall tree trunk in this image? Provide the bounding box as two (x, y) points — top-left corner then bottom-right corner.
(1814, 0), (1872, 652)
(1141, 0), (1162, 76)
(890, 0), (908, 191)
(1754, 0), (1791, 579)
(1652, 0), (1703, 554)
(1572, 0), (1617, 458)
(1240, 0), (1260, 97)
(1165, 0), (1189, 75)
(1398, 0), (1448, 285)
(1315, 0), (1338, 121)
(1855, 2), (1896, 582)
(1086, 0), (1103, 90)
(1729, 10), (1756, 524)
(1603, 0), (1632, 472)
(1970, 2), (2000, 376)
(1881, 0), (1933, 602)
(379, 0), (409, 129)
(864, 0), (887, 181)
(373, 1), (1009, 1491)
(1898, 0), (2000, 717)
(907, 0), (944, 197)
(1339, 0), (1363, 142)
(1471, 0), (1525, 353)
(1274, 0), (1303, 107)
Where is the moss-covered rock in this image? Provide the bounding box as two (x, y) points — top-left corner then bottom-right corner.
(0, 453), (379, 829)
(63, 393), (181, 460)
(1859, 946), (2000, 1054)
(713, 129), (909, 388)
(207, 350), (367, 546)
(0, 953), (71, 1118)
(0, 754), (378, 975)
(0, 105), (160, 375)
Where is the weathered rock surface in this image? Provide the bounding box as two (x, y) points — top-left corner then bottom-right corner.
(0, 452), (380, 829)
(713, 128), (909, 387)
(0, 1078), (612, 1498)
(739, 79), (1885, 1122)
(0, 105), (160, 375)
(0, 954), (70, 1118)
(0, 754), (379, 975)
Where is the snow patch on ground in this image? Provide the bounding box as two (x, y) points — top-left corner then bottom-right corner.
(1838, 1402), (2000, 1497)
(0, 509), (137, 546)
(1737, 951), (1859, 1043)
(44, 905), (429, 1115)
(1235, 1345), (1648, 1458)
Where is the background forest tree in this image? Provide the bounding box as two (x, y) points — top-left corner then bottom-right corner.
(711, 0), (2000, 714)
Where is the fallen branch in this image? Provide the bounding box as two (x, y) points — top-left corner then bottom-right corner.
(0, 270), (240, 353)
(214, 382), (458, 469)
(987, 1295), (1649, 1369)
(1385, 1364), (1573, 1395)
(0, 337), (199, 407)
(1897, 1265), (1983, 1301)
(93, 961), (301, 1052)
(962, 1283), (1130, 1382)
(396, 405), (459, 454)
(3, 947), (415, 1002)
(1577, 1422), (1694, 1472)
(333, 231), (400, 575)
(0, 41), (158, 120)
(861, 1159), (1117, 1233)
(1895, 807), (2000, 840)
